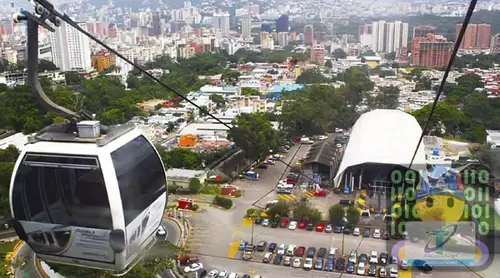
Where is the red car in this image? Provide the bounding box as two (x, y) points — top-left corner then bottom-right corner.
(281, 218), (290, 227)
(316, 222), (326, 232)
(298, 221), (307, 229)
(295, 246), (306, 257)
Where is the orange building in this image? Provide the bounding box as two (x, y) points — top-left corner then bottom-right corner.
(178, 134), (198, 148)
(411, 34), (452, 68)
(92, 50), (116, 73)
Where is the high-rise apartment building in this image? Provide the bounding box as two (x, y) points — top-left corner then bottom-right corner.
(304, 25), (314, 45)
(491, 34), (500, 54)
(411, 34), (452, 68)
(360, 21), (408, 53)
(240, 15), (252, 39)
(310, 45), (326, 65)
(212, 12), (230, 37)
(413, 25), (436, 38)
(49, 21), (92, 72)
(456, 24), (491, 49)
(240, 15), (251, 39)
(278, 32), (289, 47)
(152, 12), (161, 36)
(276, 15), (289, 33)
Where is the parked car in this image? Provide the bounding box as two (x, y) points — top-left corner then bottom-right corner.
(207, 269), (219, 278)
(343, 227), (351, 234)
(254, 218), (263, 224)
(346, 261), (355, 273)
(368, 263), (377, 276)
(292, 257), (302, 268)
(369, 251), (378, 264)
(389, 264), (399, 278)
(379, 253), (388, 265)
(357, 263), (366, 275)
(303, 258), (313, 270)
(413, 259), (433, 272)
(295, 246), (305, 257)
(373, 229), (381, 239)
(336, 257), (346, 271)
(306, 222), (314, 231)
(334, 225), (343, 233)
(283, 256), (292, 266)
(316, 222), (326, 232)
(156, 226), (166, 236)
(238, 241), (247, 251)
(325, 258), (334, 271)
(363, 228), (371, 237)
(273, 254), (283, 265)
(348, 249), (358, 264)
(280, 218), (290, 228)
(256, 241), (267, 252)
(262, 252), (273, 263)
(314, 258), (324, 270)
(277, 244), (287, 255)
(217, 271), (229, 278)
(353, 227), (360, 236)
(184, 263), (203, 273)
(379, 267), (388, 277)
(325, 224), (333, 233)
(306, 247), (316, 258)
(288, 221), (297, 230)
(390, 256), (398, 265)
(268, 243), (277, 253)
(270, 220), (279, 228)
(400, 260), (409, 270)
(298, 221), (307, 229)
(262, 219), (270, 226)
(383, 231), (391, 240)
(359, 253), (368, 264)
(317, 248), (327, 259)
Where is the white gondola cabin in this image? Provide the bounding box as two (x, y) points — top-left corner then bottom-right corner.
(9, 121), (167, 274)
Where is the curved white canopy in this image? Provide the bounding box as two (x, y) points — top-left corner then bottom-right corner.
(334, 109), (427, 187)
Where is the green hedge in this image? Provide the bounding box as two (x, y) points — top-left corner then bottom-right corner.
(213, 195), (233, 209)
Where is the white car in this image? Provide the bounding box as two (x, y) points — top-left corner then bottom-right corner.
(380, 267), (388, 277)
(277, 244), (286, 255)
(353, 227), (360, 236)
(273, 154), (285, 159)
(335, 128), (343, 133)
(336, 143), (342, 148)
(318, 135), (328, 140)
(373, 229), (381, 239)
(303, 258), (313, 270)
(370, 251), (378, 264)
(156, 226), (166, 236)
(357, 262), (366, 275)
(389, 264), (399, 278)
(184, 262), (203, 273)
(228, 273), (238, 278)
(292, 257), (302, 268)
(400, 260), (409, 270)
(207, 269), (219, 278)
(262, 219), (270, 226)
(218, 271), (229, 278)
(288, 221), (297, 230)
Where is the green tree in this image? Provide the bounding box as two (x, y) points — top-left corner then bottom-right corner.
(65, 72), (82, 85)
(160, 148), (200, 169)
(456, 73), (483, 92)
(369, 86), (400, 109)
(296, 69), (333, 84)
(341, 67), (374, 107)
(0, 146), (19, 217)
(324, 60), (333, 68)
(411, 101), (465, 137)
(228, 113), (281, 160)
(267, 200), (291, 219)
(189, 178), (203, 193)
(328, 204), (345, 225)
(210, 94), (225, 108)
(241, 88), (260, 96)
(332, 48), (347, 59)
(345, 206), (360, 227)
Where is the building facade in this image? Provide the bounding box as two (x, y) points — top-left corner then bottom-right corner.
(49, 21), (92, 72)
(411, 34), (452, 68)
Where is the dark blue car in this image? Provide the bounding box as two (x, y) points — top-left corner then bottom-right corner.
(346, 262), (355, 273)
(268, 243), (277, 253)
(325, 258), (335, 271)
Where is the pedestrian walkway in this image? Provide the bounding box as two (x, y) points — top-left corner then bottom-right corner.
(277, 194), (296, 201)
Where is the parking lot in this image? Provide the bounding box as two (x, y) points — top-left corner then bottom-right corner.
(182, 139), (492, 278)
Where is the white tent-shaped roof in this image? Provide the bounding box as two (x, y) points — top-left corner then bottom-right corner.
(334, 109), (427, 187)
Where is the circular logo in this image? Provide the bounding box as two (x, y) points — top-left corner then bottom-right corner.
(415, 166), (465, 222)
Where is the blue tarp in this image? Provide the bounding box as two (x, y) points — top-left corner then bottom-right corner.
(416, 166), (465, 200)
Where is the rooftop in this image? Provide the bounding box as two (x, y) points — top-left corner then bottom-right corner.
(166, 168), (207, 180)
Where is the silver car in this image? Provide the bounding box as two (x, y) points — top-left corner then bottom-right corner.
(325, 224), (333, 233)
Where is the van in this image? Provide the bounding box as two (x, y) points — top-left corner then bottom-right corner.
(286, 245), (297, 256)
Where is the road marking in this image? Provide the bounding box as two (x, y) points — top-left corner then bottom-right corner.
(399, 267), (412, 278)
(248, 270), (256, 274)
(242, 218), (253, 227)
(397, 245), (412, 278)
(330, 236), (336, 249)
(278, 194), (296, 201)
(227, 240), (240, 259)
(304, 191), (315, 197)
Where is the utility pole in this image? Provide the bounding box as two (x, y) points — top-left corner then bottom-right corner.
(251, 220), (255, 245)
(341, 231), (345, 256)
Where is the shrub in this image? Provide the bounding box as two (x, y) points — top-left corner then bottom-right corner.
(213, 195), (233, 209)
(234, 190), (243, 197)
(199, 185), (221, 195)
(189, 178), (203, 193)
(246, 208), (257, 218)
(192, 204), (200, 211)
(167, 185), (180, 194)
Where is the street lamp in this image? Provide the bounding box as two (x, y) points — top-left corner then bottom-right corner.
(250, 220), (255, 246)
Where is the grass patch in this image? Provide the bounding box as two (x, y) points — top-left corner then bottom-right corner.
(199, 185), (221, 195)
(0, 241), (17, 253)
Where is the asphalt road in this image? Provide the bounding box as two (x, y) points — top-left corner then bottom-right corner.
(0, 231), (18, 240)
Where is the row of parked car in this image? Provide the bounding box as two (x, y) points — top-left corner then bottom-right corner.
(250, 241), (433, 277)
(254, 217), (407, 241)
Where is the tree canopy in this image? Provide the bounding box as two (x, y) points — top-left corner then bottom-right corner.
(296, 69), (335, 84)
(332, 48), (347, 59)
(227, 113), (281, 160)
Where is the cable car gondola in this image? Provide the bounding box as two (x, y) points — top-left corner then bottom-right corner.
(9, 7), (167, 275)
